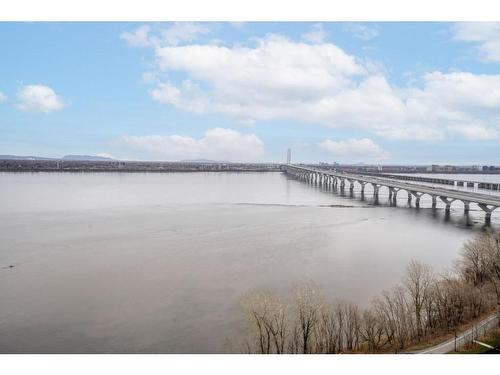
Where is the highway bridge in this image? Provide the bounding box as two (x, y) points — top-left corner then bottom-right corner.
(284, 165), (500, 222)
(352, 171), (500, 191)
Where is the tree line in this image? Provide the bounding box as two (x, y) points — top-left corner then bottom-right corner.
(237, 231), (500, 353)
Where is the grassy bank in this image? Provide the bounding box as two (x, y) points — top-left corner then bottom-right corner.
(453, 327), (500, 354)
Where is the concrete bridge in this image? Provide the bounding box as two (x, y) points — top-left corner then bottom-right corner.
(284, 165), (500, 222)
(352, 171), (500, 191)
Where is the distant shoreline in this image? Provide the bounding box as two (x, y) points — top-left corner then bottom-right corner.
(0, 159), (283, 173)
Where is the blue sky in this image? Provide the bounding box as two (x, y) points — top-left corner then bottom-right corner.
(1, 22), (500, 164)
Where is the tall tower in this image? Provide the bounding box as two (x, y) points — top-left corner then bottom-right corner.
(286, 148), (291, 165)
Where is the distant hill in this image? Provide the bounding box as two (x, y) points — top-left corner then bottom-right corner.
(62, 155), (115, 161)
(0, 155), (54, 160)
(0, 154), (116, 161)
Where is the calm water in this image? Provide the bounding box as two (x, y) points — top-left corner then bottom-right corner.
(0, 172), (498, 353)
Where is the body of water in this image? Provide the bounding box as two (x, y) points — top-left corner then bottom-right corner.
(0, 172), (498, 353)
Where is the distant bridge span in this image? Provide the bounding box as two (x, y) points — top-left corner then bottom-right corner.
(284, 165), (500, 222)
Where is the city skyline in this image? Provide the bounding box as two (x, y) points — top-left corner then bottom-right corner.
(2, 22), (500, 164)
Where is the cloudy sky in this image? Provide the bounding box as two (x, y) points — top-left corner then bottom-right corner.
(1, 22), (500, 164)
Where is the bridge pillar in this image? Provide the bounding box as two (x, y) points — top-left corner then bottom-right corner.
(439, 196), (456, 212)
(389, 187), (400, 204)
(431, 195), (437, 208)
(371, 183), (379, 198)
(340, 178), (345, 191)
(360, 182), (367, 194)
(411, 192), (424, 208)
(407, 191), (412, 204)
(462, 200), (470, 214)
(478, 204), (498, 222)
(348, 179), (354, 193)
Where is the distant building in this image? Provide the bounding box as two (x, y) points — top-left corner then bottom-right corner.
(286, 148), (291, 165)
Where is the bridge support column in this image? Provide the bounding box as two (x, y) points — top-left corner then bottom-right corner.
(389, 188), (400, 204)
(478, 204), (498, 222)
(462, 201), (470, 214)
(439, 196), (456, 212)
(340, 178), (345, 192)
(431, 195), (437, 209)
(348, 179), (354, 194)
(411, 192), (424, 208)
(360, 182), (367, 194)
(371, 183), (379, 198)
(407, 191), (412, 204)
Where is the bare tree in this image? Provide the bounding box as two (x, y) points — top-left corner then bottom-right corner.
(461, 232), (500, 315)
(292, 283), (322, 354)
(460, 235), (494, 285)
(241, 291), (288, 354)
(314, 304), (338, 353)
(343, 302), (360, 351)
(374, 286), (413, 351)
(334, 303), (345, 352)
(403, 260), (434, 338)
(360, 308), (384, 352)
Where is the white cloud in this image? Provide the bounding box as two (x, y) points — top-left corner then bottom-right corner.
(118, 128), (264, 162)
(121, 23), (209, 48)
(17, 85), (64, 113)
(453, 22), (500, 62)
(344, 23), (379, 41)
(152, 34), (365, 120)
(0, 91), (6, 102)
(123, 28), (500, 142)
(320, 138), (389, 160)
(302, 23), (327, 44)
(120, 25), (154, 47)
(161, 22), (210, 46)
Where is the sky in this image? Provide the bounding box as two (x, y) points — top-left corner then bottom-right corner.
(1, 22), (500, 164)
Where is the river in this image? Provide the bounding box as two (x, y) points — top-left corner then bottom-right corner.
(0, 172), (498, 353)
